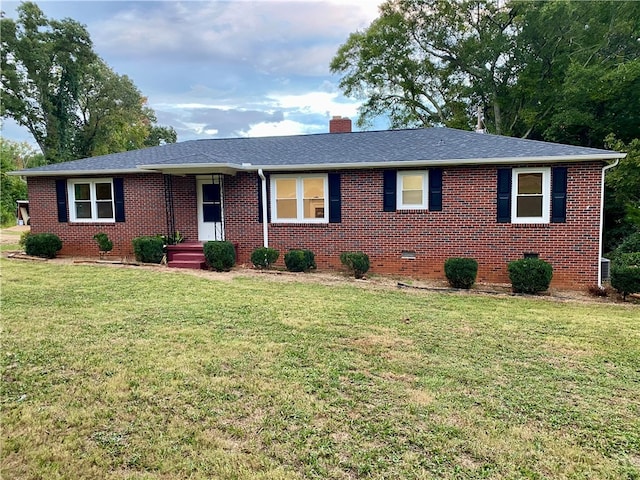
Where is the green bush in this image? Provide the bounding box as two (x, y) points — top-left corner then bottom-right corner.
(93, 232), (113, 253)
(284, 249), (316, 272)
(617, 231), (640, 254)
(610, 253), (640, 300)
(204, 241), (236, 272)
(507, 258), (553, 294)
(251, 247), (279, 269)
(24, 233), (62, 258)
(19, 230), (31, 247)
(444, 257), (478, 289)
(132, 236), (164, 264)
(340, 251), (370, 279)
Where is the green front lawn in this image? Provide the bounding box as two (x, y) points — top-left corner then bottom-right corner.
(1, 260), (639, 479)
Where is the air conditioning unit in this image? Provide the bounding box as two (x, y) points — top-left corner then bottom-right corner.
(601, 257), (611, 281)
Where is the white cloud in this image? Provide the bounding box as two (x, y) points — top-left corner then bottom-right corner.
(92, 1), (380, 76)
(269, 91), (359, 118)
(2, 1), (386, 146)
(239, 119), (318, 137)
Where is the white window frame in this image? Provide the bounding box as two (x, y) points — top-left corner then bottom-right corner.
(397, 170), (429, 210)
(511, 167), (550, 224)
(270, 174), (328, 223)
(67, 178), (115, 223)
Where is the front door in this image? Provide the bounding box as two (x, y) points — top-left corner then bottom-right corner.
(197, 175), (224, 241)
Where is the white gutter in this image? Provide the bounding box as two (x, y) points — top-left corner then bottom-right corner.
(258, 168), (269, 248)
(136, 154), (624, 173)
(598, 158), (621, 287)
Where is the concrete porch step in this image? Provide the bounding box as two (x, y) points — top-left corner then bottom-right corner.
(172, 252), (206, 261)
(168, 260), (207, 270)
(167, 242), (207, 270)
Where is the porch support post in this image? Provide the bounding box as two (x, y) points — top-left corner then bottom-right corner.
(258, 169), (269, 248)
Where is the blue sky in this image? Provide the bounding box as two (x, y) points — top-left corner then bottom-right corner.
(1, 0), (384, 148)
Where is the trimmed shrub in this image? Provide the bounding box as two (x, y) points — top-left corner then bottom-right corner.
(132, 236), (164, 264)
(204, 241), (236, 272)
(284, 249), (316, 272)
(507, 258), (553, 294)
(610, 253), (640, 301)
(24, 233), (62, 258)
(340, 251), (370, 279)
(444, 257), (478, 289)
(251, 247), (279, 269)
(93, 232), (113, 253)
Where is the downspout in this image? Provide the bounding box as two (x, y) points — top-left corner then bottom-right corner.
(258, 169), (269, 248)
(598, 159), (620, 287)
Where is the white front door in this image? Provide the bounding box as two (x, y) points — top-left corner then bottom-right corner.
(197, 175), (224, 241)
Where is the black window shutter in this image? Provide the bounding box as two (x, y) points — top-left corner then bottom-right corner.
(429, 168), (443, 211)
(257, 174), (270, 223)
(383, 170), (396, 212)
(113, 178), (125, 222)
(497, 168), (512, 223)
(551, 166), (568, 223)
(55, 179), (68, 223)
(328, 173), (341, 223)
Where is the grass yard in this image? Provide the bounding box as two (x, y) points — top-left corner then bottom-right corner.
(1, 259), (639, 479)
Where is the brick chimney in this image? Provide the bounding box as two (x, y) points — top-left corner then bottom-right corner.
(329, 115), (352, 133)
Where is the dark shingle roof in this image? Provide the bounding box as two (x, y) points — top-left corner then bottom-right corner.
(17, 127), (622, 176)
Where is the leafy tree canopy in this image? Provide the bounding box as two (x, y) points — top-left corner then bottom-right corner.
(331, 0), (640, 147)
(604, 135), (640, 251)
(1, 2), (176, 164)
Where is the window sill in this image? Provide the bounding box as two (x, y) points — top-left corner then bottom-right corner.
(270, 222), (330, 228)
(67, 221), (116, 225)
(511, 223), (551, 228)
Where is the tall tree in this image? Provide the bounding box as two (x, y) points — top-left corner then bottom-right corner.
(74, 61), (176, 158)
(1, 2), (96, 163)
(331, 0), (640, 145)
(1, 2), (176, 164)
(510, 1), (640, 146)
(330, 0), (523, 133)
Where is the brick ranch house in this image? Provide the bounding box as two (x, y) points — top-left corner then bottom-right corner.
(16, 117), (624, 288)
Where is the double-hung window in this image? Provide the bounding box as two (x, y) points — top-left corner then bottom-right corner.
(271, 174), (328, 223)
(68, 178), (115, 222)
(511, 168), (550, 223)
(397, 171), (429, 210)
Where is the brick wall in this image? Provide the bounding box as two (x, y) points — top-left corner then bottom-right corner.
(225, 163), (604, 288)
(27, 161), (604, 288)
(27, 173), (200, 258)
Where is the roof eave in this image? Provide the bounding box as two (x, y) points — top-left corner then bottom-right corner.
(248, 154), (625, 171)
(11, 152), (625, 177)
(10, 168), (145, 177)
